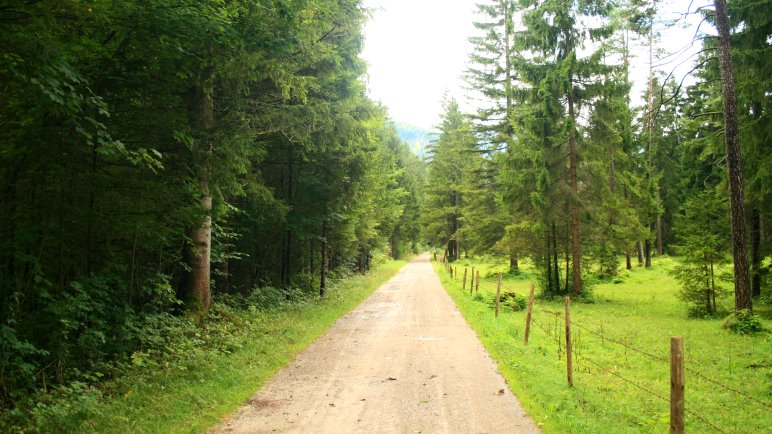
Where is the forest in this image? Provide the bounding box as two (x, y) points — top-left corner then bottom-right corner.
(0, 0), (423, 428)
(425, 0), (769, 313)
(0, 0), (769, 431)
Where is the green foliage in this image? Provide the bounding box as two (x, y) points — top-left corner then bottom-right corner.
(422, 98), (477, 261)
(0, 0), (424, 419)
(722, 309), (765, 335)
(496, 292), (527, 311)
(0, 325), (48, 403)
(670, 191), (731, 317)
(612, 269), (632, 284)
(30, 382), (104, 434)
(1, 261), (405, 432)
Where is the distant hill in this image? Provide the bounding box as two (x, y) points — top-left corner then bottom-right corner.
(394, 122), (435, 159)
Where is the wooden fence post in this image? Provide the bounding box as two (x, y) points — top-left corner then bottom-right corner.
(470, 267), (475, 292)
(463, 268), (467, 290)
(495, 273), (502, 318)
(524, 283), (535, 345)
(670, 336), (685, 434)
(565, 296), (573, 387)
(475, 270), (480, 293)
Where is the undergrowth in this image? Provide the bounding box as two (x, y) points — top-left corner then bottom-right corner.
(1, 259), (406, 433)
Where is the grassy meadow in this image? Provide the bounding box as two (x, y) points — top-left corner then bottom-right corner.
(432, 255), (771, 433)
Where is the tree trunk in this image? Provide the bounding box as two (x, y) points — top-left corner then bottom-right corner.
(656, 192), (663, 256)
(645, 22), (658, 268)
(185, 83), (214, 312)
(451, 190), (460, 261)
(567, 75), (583, 294)
(714, 0), (752, 313)
(636, 241), (644, 265)
(564, 251), (570, 294)
(626, 251), (632, 270)
(751, 207), (761, 297)
(545, 229), (553, 293)
(188, 186), (212, 311)
(509, 252), (519, 273)
(704, 262), (711, 314)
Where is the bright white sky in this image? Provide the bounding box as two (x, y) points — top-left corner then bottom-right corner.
(362, 0), (713, 130)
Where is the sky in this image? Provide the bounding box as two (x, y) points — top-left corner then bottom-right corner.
(361, 0), (713, 131)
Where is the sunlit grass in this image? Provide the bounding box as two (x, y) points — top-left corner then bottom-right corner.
(434, 255), (771, 433)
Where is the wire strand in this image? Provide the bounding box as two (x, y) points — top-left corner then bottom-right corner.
(537, 306), (771, 410)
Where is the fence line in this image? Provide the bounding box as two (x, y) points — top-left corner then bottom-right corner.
(575, 347), (730, 434)
(683, 362), (772, 410)
(528, 308), (738, 434)
(433, 258), (767, 427)
(538, 307), (772, 411)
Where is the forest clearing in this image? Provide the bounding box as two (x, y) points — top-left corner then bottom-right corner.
(1, 0), (770, 432)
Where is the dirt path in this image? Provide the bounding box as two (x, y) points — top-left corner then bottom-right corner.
(212, 254), (539, 433)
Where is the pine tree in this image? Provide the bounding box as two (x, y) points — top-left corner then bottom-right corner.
(424, 99), (477, 261)
(465, 0), (521, 269)
(509, 0), (617, 294)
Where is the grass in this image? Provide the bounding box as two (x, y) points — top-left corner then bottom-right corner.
(433, 255), (772, 433)
(63, 259), (406, 433)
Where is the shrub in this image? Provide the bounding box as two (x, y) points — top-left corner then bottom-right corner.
(491, 292), (527, 311)
(722, 310), (764, 335)
(30, 382), (103, 433)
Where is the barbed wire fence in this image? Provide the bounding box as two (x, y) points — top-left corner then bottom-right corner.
(534, 310), (736, 433)
(434, 259), (770, 433)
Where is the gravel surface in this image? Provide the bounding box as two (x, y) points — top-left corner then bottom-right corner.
(212, 253), (539, 433)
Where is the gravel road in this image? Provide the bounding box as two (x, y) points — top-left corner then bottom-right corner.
(212, 253), (539, 433)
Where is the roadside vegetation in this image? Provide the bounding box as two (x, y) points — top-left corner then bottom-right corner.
(433, 256), (771, 433)
(2, 259), (406, 433)
(1, 1), (424, 429)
